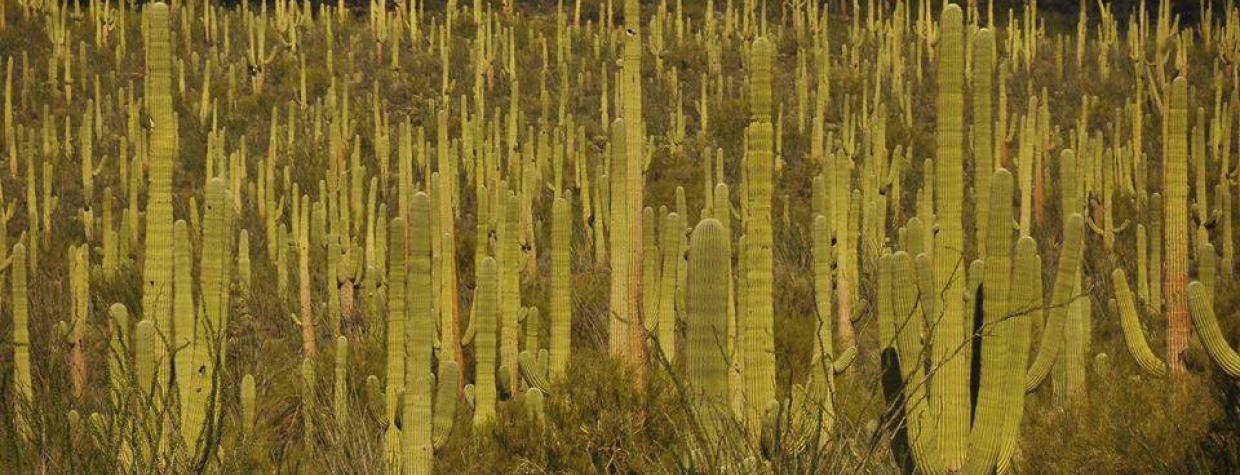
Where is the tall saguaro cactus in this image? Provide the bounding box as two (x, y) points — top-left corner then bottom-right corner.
(181, 178), (231, 453)
(614, 0), (648, 376)
(141, 0), (175, 379)
(404, 192), (435, 474)
(931, 5), (968, 468)
(1164, 76), (1190, 373)
(744, 36), (777, 434)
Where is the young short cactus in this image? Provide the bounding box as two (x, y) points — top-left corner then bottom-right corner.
(241, 374), (256, 442)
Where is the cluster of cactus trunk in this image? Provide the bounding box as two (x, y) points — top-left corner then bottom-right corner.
(5, 0), (1240, 472)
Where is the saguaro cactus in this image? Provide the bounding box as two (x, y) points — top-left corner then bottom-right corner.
(744, 35), (777, 435)
(549, 196), (571, 379)
(882, 168), (1038, 474)
(470, 257), (499, 426)
(1164, 76), (1191, 373)
(1112, 268), (1168, 377)
(384, 217), (407, 469)
(1187, 281), (1240, 377)
(11, 242), (29, 432)
(141, 1), (175, 385)
(685, 218), (730, 438)
(930, 5), (968, 468)
(404, 192), (435, 474)
(499, 190), (521, 396)
(180, 178), (231, 453)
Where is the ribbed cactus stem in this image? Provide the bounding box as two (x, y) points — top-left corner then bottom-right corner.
(961, 168), (1016, 473)
(1164, 76), (1190, 373)
(996, 237), (1043, 472)
(384, 216), (407, 469)
(1198, 243), (1216, 299)
(973, 29), (995, 257)
(431, 359), (460, 450)
(108, 302), (130, 411)
(1187, 281), (1240, 377)
(70, 245), (88, 400)
(642, 207), (659, 337)
(141, 1), (175, 399)
(472, 257), (499, 426)
(1025, 214), (1085, 391)
(811, 214), (834, 381)
(241, 374), (256, 441)
(932, 5), (968, 468)
(500, 190), (521, 396)
(334, 336), (349, 428)
(744, 35), (777, 435)
(405, 192), (434, 474)
(685, 218), (730, 438)
(549, 196), (571, 379)
(11, 242), (28, 432)
(657, 212), (681, 361)
(1111, 269), (1167, 377)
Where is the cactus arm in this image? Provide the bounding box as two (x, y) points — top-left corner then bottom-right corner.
(1024, 213), (1085, 392)
(1187, 282), (1240, 377)
(961, 169), (1019, 475)
(996, 237), (1043, 473)
(518, 350), (551, 394)
(432, 360), (460, 450)
(1112, 269), (1168, 377)
(832, 347), (858, 374)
